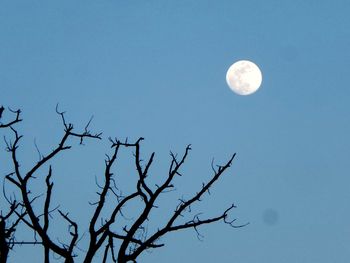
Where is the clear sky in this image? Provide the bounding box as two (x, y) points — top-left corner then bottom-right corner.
(1, 0), (350, 262)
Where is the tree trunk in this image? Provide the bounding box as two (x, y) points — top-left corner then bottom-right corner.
(0, 219), (9, 263)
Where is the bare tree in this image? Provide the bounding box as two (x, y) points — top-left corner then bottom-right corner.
(1, 106), (246, 263)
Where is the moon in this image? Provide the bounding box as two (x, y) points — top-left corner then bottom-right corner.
(226, 60), (262, 95)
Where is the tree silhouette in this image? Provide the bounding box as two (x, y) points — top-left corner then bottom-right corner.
(0, 106), (246, 263)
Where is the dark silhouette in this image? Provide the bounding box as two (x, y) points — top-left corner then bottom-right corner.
(0, 105), (245, 263)
(0, 106), (23, 263)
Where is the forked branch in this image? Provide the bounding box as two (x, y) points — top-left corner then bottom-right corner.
(0, 106), (22, 129)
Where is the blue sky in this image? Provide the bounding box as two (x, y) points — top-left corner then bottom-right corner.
(1, 0), (350, 262)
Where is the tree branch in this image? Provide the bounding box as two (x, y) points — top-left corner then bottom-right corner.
(128, 154), (237, 261)
(58, 210), (79, 257)
(4, 108), (101, 262)
(0, 106), (22, 129)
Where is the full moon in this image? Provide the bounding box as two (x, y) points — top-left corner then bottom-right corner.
(226, 60), (262, 95)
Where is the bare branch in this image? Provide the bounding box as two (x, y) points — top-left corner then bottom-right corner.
(128, 154), (237, 261)
(89, 145), (120, 233)
(109, 231), (164, 248)
(0, 106), (22, 129)
(43, 167), (53, 234)
(96, 192), (139, 236)
(58, 210), (79, 256)
(3, 107), (101, 262)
